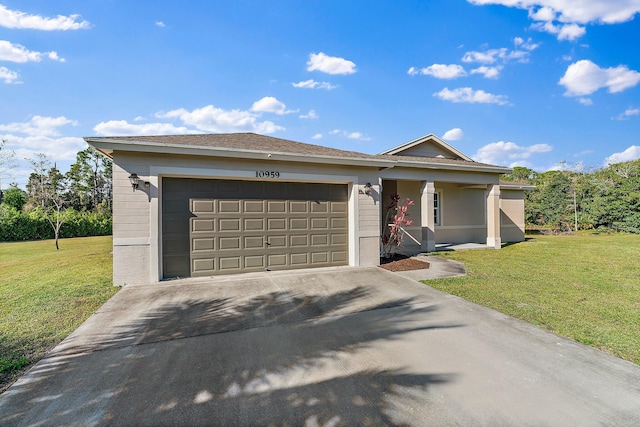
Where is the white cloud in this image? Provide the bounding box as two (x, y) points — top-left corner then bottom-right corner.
(407, 64), (467, 79)
(0, 116), (77, 137)
(613, 108), (640, 121)
(605, 146), (640, 165)
(470, 65), (502, 79)
(2, 135), (85, 162)
(250, 96), (296, 115)
(329, 129), (371, 141)
(157, 102), (285, 134)
(514, 36), (540, 51)
(442, 128), (464, 141)
(291, 79), (337, 90)
(299, 109), (318, 119)
(0, 40), (64, 63)
(473, 140), (553, 166)
(468, 0), (640, 40)
(0, 4), (90, 30)
(306, 52), (356, 75)
(531, 21), (586, 40)
(0, 66), (19, 83)
(559, 60), (640, 96)
(579, 97), (593, 106)
(434, 87), (510, 105)
(93, 120), (197, 136)
(462, 45), (533, 65)
(311, 133), (323, 140)
(155, 21), (166, 28)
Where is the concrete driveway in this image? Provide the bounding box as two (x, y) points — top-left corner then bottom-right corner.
(1, 266), (639, 426)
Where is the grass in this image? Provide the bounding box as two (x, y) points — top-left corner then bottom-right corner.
(426, 233), (640, 364)
(0, 236), (117, 392)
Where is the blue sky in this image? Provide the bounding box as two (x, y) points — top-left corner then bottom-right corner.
(1, 0), (640, 188)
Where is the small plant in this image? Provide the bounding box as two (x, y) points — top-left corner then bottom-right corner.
(381, 192), (414, 258)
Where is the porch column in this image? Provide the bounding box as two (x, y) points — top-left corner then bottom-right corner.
(420, 181), (436, 252)
(487, 184), (501, 249)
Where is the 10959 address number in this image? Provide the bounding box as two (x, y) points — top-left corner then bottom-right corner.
(255, 170), (280, 178)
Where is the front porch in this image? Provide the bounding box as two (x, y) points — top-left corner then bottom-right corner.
(380, 178), (502, 255)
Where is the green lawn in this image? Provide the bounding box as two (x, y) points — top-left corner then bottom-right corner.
(0, 236), (116, 392)
(427, 233), (640, 364)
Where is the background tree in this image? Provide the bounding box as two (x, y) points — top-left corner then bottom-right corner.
(0, 139), (17, 193)
(25, 153), (52, 209)
(65, 147), (112, 212)
(1, 185), (27, 211)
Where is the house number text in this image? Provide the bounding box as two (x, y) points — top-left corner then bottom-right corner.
(256, 170), (280, 178)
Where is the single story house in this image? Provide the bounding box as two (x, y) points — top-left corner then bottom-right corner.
(86, 133), (532, 286)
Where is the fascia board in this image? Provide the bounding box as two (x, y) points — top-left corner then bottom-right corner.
(84, 138), (395, 168)
(501, 184), (536, 191)
(393, 159), (512, 174)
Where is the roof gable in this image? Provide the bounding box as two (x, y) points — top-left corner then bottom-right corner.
(379, 133), (473, 161)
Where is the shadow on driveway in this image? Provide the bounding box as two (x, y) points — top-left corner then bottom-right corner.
(1, 282), (459, 426)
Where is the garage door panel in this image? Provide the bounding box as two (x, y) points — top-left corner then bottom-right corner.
(290, 253), (309, 265)
(192, 218), (216, 232)
(192, 200), (215, 214)
(219, 237), (241, 250)
(331, 234), (348, 245)
(289, 201), (308, 213)
(311, 252), (329, 264)
(244, 218), (265, 231)
(244, 200), (265, 213)
(219, 218), (240, 231)
(311, 234), (328, 245)
(332, 251), (347, 262)
(290, 235), (309, 247)
(267, 254), (287, 267)
(331, 218), (348, 229)
(266, 235), (287, 247)
(244, 255), (265, 268)
(219, 200), (240, 213)
(267, 218), (287, 230)
(311, 202), (328, 213)
(163, 178), (348, 278)
(192, 238), (215, 251)
(267, 201), (286, 213)
(219, 257), (241, 271)
(244, 236), (264, 249)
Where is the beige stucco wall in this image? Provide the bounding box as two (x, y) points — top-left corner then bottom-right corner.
(111, 151), (381, 285)
(500, 189), (526, 242)
(397, 144), (457, 159)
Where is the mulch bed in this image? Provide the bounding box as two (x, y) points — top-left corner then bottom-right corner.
(379, 254), (430, 272)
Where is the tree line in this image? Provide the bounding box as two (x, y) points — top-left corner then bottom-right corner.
(0, 143), (112, 246)
(501, 159), (640, 233)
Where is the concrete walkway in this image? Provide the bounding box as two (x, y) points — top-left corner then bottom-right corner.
(1, 266), (639, 426)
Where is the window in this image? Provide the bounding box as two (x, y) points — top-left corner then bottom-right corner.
(434, 192), (440, 226)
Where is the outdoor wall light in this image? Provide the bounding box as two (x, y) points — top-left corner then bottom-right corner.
(128, 173), (150, 192)
(364, 182), (372, 195)
(128, 173), (140, 191)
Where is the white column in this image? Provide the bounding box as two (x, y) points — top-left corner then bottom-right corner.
(486, 184), (501, 249)
(420, 181), (436, 252)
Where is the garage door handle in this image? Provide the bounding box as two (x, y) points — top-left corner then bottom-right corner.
(266, 241), (271, 246)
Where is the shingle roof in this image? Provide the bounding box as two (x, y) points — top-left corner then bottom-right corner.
(87, 132), (509, 171)
(92, 133), (381, 160)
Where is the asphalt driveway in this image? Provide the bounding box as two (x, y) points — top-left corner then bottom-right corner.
(1, 266), (639, 426)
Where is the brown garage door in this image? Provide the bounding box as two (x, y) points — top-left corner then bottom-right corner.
(162, 178), (349, 278)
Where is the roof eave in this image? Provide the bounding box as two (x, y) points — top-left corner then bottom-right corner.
(84, 137), (395, 168)
(393, 159), (511, 174)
